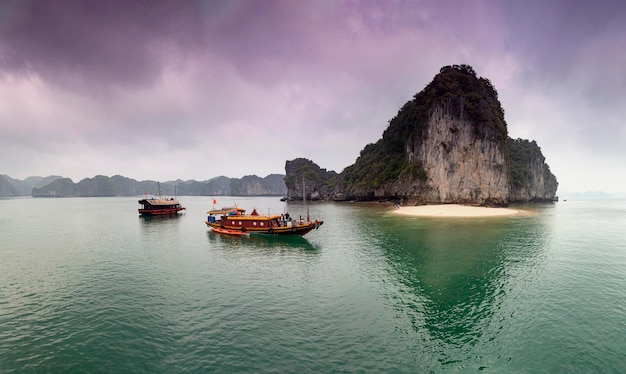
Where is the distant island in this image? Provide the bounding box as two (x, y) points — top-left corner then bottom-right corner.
(283, 65), (558, 206)
(0, 174), (287, 198)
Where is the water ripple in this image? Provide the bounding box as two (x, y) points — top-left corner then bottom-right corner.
(1, 197), (625, 372)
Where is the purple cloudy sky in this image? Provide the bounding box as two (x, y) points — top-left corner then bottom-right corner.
(1, 0), (625, 195)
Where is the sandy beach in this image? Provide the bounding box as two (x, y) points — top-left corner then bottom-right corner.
(392, 204), (523, 217)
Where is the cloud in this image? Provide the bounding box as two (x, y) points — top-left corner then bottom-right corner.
(0, 0), (625, 193)
(0, 0), (207, 92)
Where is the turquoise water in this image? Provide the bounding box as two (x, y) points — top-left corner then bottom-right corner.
(1, 196), (625, 372)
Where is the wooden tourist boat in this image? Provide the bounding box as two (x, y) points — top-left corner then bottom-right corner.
(138, 182), (186, 216)
(205, 206), (323, 236)
(138, 197), (186, 216)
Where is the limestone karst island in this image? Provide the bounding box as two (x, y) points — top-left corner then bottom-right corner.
(284, 64), (558, 207)
(1, 65), (557, 209)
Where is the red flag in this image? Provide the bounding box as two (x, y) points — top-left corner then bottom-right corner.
(213, 199), (217, 205)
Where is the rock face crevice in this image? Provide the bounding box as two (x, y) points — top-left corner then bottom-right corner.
(284, 65), (558, 205)
(414, 103), (509, 205)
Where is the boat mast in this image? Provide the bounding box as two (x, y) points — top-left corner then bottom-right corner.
(303, 175), (310, 222)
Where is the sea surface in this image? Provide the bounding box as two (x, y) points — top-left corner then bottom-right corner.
(1, 196), (625, 373)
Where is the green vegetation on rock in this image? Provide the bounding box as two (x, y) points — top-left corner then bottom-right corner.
(508, 138), (557, 192)
(343, 64), (506, 193)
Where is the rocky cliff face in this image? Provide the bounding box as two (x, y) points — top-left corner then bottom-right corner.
(284, 158), (337, 200)
(337, 65), (512, 205)
(283, 65), (557, 205)
(0, 174), (56, 196)
(231, 174), (287, 196)
(509, 161), (556, 202)
(0, 175), (19, 196)
(32, 178), (77, 197)
(508, 138), (558, 202)
(410, 102), (509, 205)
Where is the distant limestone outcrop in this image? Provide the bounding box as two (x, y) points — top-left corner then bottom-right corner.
(0, 175), (20, 196)
(0, 174), (63, 196)
(284, 159), (338, 200)
(284, 65), (557, 205)
(24, 174), (287, 197)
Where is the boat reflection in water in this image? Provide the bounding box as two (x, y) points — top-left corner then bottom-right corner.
(139, 213), (182, 225)
(207, 229), (320, 252)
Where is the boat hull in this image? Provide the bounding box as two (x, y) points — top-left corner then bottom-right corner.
(205, 220), (324, 236)
(206, 221), (321, 236)
(139, 207), (186, 216)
